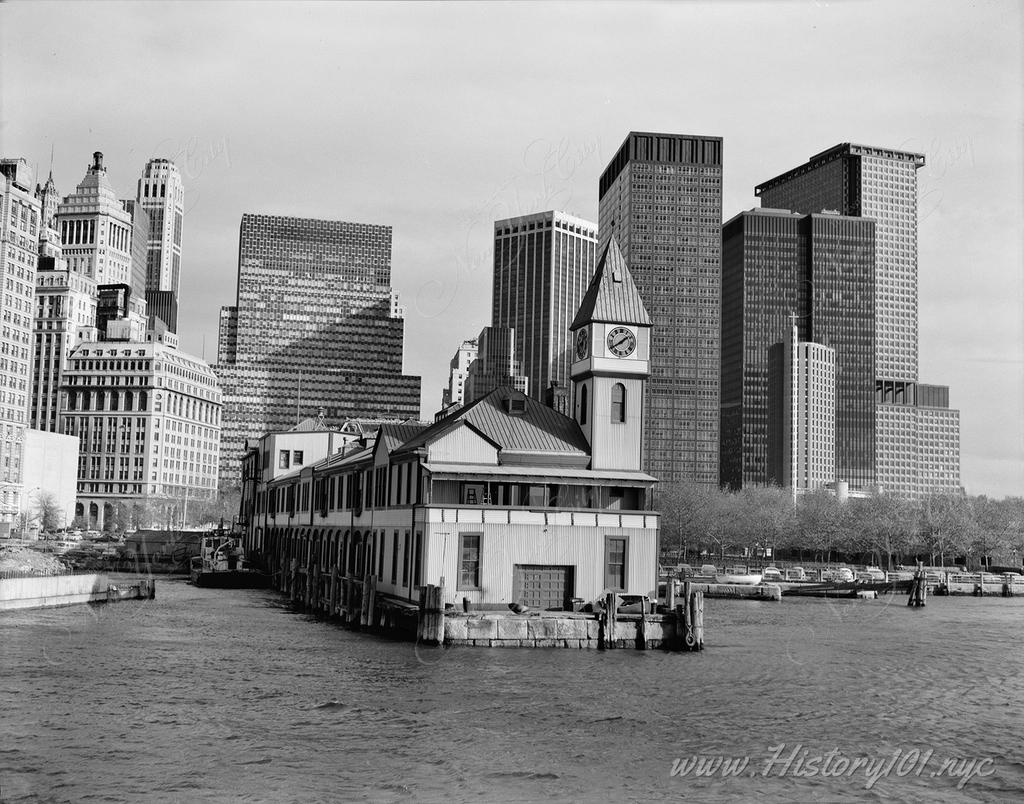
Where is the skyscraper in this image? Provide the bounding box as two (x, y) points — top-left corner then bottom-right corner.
(755, 143), (961, 498)
(55, 152), (135, 287)
(0, 159), (40, 530)
(491, 211), (598, 415)
(597, 132), (723, 485)
(440, 337), (478, 412)
(216, 214), (421, 486)
(463, 326), (528, 403)
(767, 319), (837, 496)
(136, 158), (184, 331)
(720, 208), (876, 491)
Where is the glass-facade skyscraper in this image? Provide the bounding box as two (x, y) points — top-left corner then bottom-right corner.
(721, 208), (876, 491)
(754, 143), (960, 498)
(491, 211), (598, 415)
(216, 214), (421, 487)
(597, 132), (723, 486)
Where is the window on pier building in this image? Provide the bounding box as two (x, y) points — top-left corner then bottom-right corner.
(459, 533), (481, 590)
(279, 450), (290, 469)
(605, 536), (627, 591)
(402, 529), (410, 586)
(611, 383), (626, 423)
(391, 531), (399, 585)
(579, 384), (588, 426)
(293, 450), (303, 466)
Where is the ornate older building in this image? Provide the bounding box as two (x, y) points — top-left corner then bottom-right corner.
(54, 152), (134, 288)
(60, 330), (221, 530)
(135, 158), (184, 331)
(0, 159), (40, 529)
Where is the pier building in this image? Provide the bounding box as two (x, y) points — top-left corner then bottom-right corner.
(244, 240), (661, 611)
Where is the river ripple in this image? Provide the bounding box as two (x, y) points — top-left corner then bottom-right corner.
(1, 577), (1022, 803)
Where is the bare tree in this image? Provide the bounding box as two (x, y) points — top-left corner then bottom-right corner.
(34, 491), (63, 533)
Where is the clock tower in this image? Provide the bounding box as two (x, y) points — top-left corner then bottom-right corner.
(569, 237), (652, 472)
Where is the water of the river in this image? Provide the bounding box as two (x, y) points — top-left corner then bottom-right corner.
(1, 577), (1022, 803)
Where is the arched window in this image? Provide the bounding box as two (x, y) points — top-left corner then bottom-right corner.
(125, 391), (134, 411)
(611, 383), (626, 423)
(67, 391), (77, 411)
(579, 384), (588, 426)
(139, 391), (148, 411)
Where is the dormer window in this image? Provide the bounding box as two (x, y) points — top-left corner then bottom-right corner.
(506, 395), (527, 415)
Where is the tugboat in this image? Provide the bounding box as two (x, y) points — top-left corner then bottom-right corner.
(189, 531), (268, 588)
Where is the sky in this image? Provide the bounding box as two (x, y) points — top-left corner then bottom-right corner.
(3, 1), (1021, 498)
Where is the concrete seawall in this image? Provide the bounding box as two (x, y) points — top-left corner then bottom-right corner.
(0, 574), (155, 611)
(442, 612), (672, 648)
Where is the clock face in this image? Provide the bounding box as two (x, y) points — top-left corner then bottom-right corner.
(575, 327), (589, 360)
(606, 326), (637, 358)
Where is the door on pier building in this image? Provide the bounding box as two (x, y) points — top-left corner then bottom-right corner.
(513, 565), (574, 611)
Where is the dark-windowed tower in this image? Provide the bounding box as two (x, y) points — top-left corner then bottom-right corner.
(755, 143), (960, 498)
(721, 208), (876, 492)
(215, 214), (421, 486)
(491, 211), (598, 415)
(597, 132), (723, 485)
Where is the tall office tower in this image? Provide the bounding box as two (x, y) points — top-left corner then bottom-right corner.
(216, 214), (422, 486)
(136, 159), (184, 331)
(463, 326), (528, 404)
(767, 319), (837, 496)
(0, 159), (41, 530)
(60, 331), (221, 530)
(491, 211), (598, 416)
(755, 143), (961, 498)
(121, 198), (150, 300)
(441, 337), (479, 411)
(597, 132), (723, 485)
(35, 171), (61, 235)
(55, 152), (135, 287)
(720, 208), (876, 491)
(876, 382), (960, 497)
(31, 259), (98, 432)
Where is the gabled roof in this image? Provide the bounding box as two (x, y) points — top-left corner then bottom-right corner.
(377, 422), (430, 455)
(291, 415), (337, 432)
(570, 237), (652, 329)
(393, 386), (590, 458)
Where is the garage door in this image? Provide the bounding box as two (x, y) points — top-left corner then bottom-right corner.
(513, 565), (575, 611)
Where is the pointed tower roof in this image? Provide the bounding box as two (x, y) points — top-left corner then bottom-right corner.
(570, 237), (651, 330)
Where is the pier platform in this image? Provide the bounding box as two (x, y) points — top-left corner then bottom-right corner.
(0, 573), (155, 611)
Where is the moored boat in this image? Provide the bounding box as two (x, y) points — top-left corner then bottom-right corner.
(189, 533), (269, 588)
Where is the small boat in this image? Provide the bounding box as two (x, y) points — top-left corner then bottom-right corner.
(189, 533), (268, 588)
(715, 567), (763, 585)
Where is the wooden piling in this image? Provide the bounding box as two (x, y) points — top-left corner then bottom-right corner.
(667, 578), (676, 610)
(329, 566), (339, 615)
(691, 590), (704, 649)
(908, 564), (927, 607)
(417, 584), (445, 645)
(603, 591), (617, 649)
